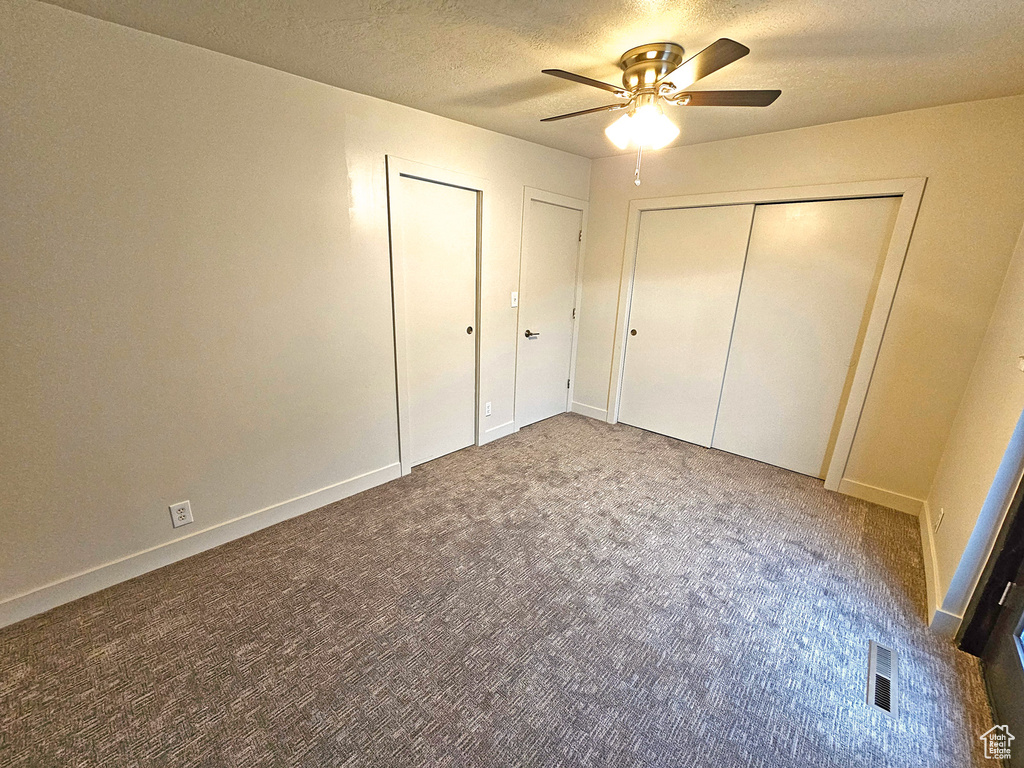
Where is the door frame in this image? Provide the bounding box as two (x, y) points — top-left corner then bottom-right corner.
(606, 177), (927, 492)
(513, 187), (589, 431)
(386, 156), (490, 476)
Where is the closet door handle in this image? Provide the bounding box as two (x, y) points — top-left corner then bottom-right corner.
(525, 330), (541, 338)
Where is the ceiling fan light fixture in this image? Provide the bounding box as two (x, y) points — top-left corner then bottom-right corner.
(605, 112), (634, 150)
(604, 102), (680, 150)
(633, 102), (680, 149)
(542, 38), (776, 168)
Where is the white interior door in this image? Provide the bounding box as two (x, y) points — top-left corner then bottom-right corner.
(618, 204), (755, 446)
(394, 175), (478, 467)
(515, 199), (582, 428)
(711, 197), (901, 477)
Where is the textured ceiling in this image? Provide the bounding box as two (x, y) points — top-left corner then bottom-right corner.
(41, 0), (1024, 158)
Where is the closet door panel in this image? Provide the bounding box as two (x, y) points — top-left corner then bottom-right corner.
(618, 204), (754, 446)
(711, 197), (901, 477)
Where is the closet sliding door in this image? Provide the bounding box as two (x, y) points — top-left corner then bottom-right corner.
(711, 197), (901, 477)
(617, 204), (754, 446)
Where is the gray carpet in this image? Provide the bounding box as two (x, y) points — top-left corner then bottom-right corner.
(0, 414), (996, 766)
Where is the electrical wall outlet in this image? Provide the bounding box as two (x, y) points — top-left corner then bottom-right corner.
(170, 500), (193, 528)
(485, 401), (492, 417)
(933, 507), (945, 534)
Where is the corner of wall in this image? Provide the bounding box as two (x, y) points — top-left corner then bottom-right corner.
(919, 500), (962, 638)
(838, 479), (924, 516)
(571, 402), (608, 421)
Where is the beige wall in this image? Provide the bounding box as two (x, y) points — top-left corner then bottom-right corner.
(0, 0), (589, 619)
(575, 96), (1024, 505)
(4, 0), (1023, 633)
(927, 221), (1024, 618)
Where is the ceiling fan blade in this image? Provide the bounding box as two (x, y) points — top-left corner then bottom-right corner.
(666, 38), (750, 89)
(671, 89), (781, 107)
(541, 103), (628, 122)
(542, 69), (628, 96)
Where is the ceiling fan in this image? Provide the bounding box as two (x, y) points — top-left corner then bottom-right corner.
(541, 39), (780, 184)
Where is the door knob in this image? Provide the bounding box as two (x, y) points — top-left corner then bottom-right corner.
(630, 329), (637, 336)
(525, 330), (541, 338)
(467, 326), (473, 334)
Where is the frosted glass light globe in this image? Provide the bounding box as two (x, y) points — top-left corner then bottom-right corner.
(604, 104), (679, 150)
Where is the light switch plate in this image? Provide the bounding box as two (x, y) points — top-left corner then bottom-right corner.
(511, 291), (518, 308)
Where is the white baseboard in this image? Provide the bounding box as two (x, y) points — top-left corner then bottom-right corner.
(928, 608), (963, 638)
(918, 500), (962, 638)
(479, 419), (516, 445)
(0, 462), (402, 629)
(837, 479), (923, 516)
(571, 401), (608, 421)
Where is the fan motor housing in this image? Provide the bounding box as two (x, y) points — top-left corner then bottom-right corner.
(619, 42), (685, 89)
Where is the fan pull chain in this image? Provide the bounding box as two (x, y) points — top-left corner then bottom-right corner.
(634, 145), (643, 186)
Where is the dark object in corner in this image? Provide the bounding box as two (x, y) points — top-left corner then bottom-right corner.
(958, 475), (1024, 655)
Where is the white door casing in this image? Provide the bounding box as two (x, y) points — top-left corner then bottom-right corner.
(711, 197), (902, 478)
(386, 157), (486, 474)
(617, 204), (754, 447)
(515, 192), (585, 428)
